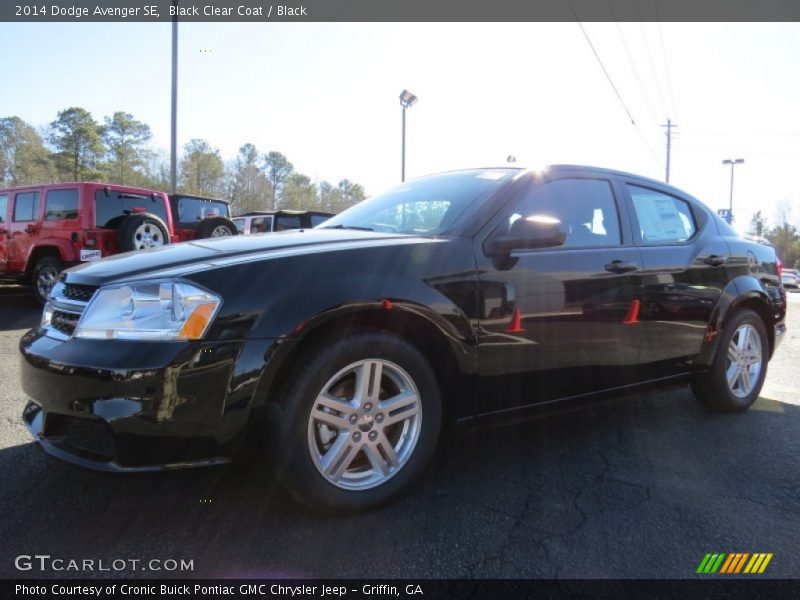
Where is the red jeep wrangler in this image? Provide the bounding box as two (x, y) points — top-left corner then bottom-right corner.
(0, 183), (239, 303)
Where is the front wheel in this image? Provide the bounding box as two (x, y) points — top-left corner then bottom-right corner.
(32, 255), (63, 304)
(691, 309), (769, 412)
(271, 331), (441, 512)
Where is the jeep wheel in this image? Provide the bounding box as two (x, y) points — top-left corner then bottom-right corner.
(272, 331), (441, 512)
(117, 213), (170, 252)
(33, 255), (63, 304)
(196, 217), (238, 239)
(691, 308), (769, 412)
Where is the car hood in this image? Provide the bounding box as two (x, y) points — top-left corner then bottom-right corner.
(64, 229), (443, 286)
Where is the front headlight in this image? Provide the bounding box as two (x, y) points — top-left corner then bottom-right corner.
(74, 281), (221, 341)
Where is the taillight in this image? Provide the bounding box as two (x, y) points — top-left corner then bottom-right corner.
(84, 232), (96, 247)
(777, 256), (783, 278)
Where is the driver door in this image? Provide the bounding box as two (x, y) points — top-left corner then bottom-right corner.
(473, 173), (645, 415)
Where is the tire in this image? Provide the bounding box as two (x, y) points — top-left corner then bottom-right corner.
(117, 213), (170, 252)
(691, 309), (769, 413)
(32, 255), (63, 305)
(196, 217), (238, 239)
(271, 330), (442, 512)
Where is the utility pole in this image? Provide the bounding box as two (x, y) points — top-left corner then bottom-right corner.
(661, 119), (677, 183)
(722, 158), (744, 224)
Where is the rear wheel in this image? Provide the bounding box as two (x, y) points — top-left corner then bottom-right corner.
(271, 331), (441, 512)
(196, 217), (238, 239)
(117, 213), (170, 252)
(32, 255), (63, 304)
(691, 309), (768, 412)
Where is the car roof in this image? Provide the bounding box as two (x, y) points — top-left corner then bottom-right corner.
(0, 182), (168, 195)
(169, 193), (230, 205)
(234, 210), (335, 217)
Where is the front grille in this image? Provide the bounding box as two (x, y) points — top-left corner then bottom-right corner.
(55, 417), (116, 459)
(63, 283), (98, 303)
(50, 310), (81, 336)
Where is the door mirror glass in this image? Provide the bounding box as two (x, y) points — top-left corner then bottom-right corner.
(493, 215), (566, 252)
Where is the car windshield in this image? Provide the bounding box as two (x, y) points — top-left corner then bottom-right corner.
(318, 169), (517, 235)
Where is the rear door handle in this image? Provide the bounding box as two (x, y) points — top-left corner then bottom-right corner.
(605, 260), (638, 274)
(704, 255), (728, 267)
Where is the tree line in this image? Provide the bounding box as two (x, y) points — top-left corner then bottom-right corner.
(0, 107), (366, 215)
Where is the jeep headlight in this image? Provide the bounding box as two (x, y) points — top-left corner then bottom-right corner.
(74, 282), (221, 341)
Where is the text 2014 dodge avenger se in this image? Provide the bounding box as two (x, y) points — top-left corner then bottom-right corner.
(20, 166), (786, 511)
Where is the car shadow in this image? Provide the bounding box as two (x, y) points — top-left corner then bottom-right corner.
(0, 285), (40, 332)
(1, 389), (799, 579)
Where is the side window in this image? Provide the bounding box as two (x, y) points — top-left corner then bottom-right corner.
(250, 217), (268, 233)
(13, 192), (40, 222)
(0, 195), (8, 223)
(310, 214), (330, 227)
(45, 189), (79, 221)
(275, 215), (302, 231)
(627, 185), (697, 243)
(504, 178), (621, 248)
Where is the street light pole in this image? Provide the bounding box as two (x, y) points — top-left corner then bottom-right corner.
(401, 104), (406, 182)
(722, 158), (744, 221)
(170, 1), (179, 194)
(399, 90), (418, 182)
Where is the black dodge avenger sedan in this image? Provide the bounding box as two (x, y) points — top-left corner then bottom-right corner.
(20, 166), (786, 511)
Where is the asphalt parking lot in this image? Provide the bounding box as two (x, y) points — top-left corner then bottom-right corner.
(0, 283), (798, 579)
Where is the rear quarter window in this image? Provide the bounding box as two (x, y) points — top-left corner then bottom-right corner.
(45, 189), (79, 221)
(0, 195), (7, 223)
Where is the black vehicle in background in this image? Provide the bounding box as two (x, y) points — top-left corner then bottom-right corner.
(20, 166), (786, 511)
(232, 210), (334, 234)
(169, 194), (238, 241)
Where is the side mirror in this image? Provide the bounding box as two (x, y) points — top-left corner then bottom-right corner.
(491, 215), (566, 253)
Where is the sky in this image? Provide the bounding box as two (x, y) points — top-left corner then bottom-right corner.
(1, 21), (799, 232)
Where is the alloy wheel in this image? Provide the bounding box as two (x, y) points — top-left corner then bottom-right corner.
(133, 223), (165, 249)
(307, 359), (422, 490)
(725, 323), (763, 398)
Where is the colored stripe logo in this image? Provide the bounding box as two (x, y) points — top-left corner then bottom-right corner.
(696, 552), (773, 574)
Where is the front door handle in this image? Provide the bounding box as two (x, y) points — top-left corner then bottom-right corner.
(704, 255), (728, 267)
(605, 260), (638, 274)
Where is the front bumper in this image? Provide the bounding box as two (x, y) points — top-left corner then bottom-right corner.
(19, 328), (248, 471)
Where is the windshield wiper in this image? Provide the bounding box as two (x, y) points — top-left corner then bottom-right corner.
(325, 224), (374, 231)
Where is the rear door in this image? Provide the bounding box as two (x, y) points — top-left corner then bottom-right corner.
(42, 187), (80, 257)
(8, 190), (41, 271)
(0, 193), (8, 272)
(621, 180), (729, 378)
(474, 173), (645, 414)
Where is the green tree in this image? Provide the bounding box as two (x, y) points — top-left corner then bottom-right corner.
(229, 143), (274, 214)
(766, 201), (800, 268)
(49, 107), (104, 181)
(0, 116), (56, 186)
(264, 151), (294, 204)
(318, 179), (366, 213)
(179, 139), (224, 196)
(102, 111), (152, 185)
(281, 173), (317, 210)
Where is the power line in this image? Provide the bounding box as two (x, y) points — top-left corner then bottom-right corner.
(573, 17), (660, 164)
(657, 20), (679, 121)
(574, 20), (636, 125)
(604, 2), (660, 127)
(616, 22), (660, 126)
(639, 22), (669, 120)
